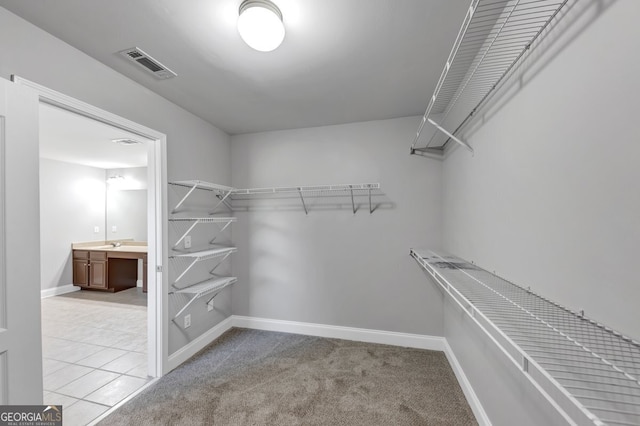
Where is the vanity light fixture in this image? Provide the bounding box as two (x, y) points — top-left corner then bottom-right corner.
(107, 175), (125, 183)
(237, 0), (285, 52)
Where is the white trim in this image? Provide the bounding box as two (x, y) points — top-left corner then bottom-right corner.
(13, 75), (167, 378)
(167, 316), (234, 372)
(40, 284), (80, 299)
(11, 76), (159, 139)
(87, 378), (160, 426)
(443, 340), (491, 426)
(231, 316), (446, 351)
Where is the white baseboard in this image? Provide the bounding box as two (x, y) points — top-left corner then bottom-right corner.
(231, 315), (446, 351)
(41, 284), (81, 299)
(167, 316), (234, 372)
(443, 340), (491, 426)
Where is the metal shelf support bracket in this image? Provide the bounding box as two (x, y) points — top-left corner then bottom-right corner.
(428, 119), (473, 153)
(298, 188), (308, 215)
(172, 183), (199, 213)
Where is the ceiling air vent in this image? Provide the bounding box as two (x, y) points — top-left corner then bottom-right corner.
(118, 47), (177, 80)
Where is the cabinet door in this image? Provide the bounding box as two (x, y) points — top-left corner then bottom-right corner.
(89, 260), (108, 289)
(73, 259), (88, 286)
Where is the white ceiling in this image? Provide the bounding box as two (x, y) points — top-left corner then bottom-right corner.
(0, 0), (469, 135)
(39, 103), (151, 169)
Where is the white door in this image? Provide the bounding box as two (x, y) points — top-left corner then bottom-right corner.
(0, 77), (43, 404)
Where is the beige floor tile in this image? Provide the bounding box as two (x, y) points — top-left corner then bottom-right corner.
(42, 294), (149, 413)
(78, 329), (128, 347)
(100, 351), (146, 374)
(43, 391), (79, 408)
(42, 337), (72, 357)
(43, 364), (93, 391)
(110, 334), (147, 351)
(75, 347), (128, 368)
(56, 370), (121, 399)
(84, 375), (148, 406)
(43, 358), (71, 376)
(48, 341), (105, 363)
(58, 324), (97, 342)
(62, 400), (109, 426)
(124, 364), (149, 379)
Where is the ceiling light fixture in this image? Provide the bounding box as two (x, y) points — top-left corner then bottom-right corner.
(111, 138), (142, 145)
(237, 0), (285, 52)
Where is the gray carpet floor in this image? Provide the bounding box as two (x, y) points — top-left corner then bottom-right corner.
(99, 328), (477, 425)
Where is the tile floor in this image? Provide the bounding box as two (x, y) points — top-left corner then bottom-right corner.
(41, 293), (152, 425)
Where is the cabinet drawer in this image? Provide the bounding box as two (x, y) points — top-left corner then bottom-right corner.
(73, 250), (89, 260)
(89, 251), (107, 260)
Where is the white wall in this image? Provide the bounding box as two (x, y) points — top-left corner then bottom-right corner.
(39, 158), (105, 290)
(441, 0), (640, 422)
(231, 117), (444, 335)
(442, 0), (640, 342)
(0, 7), (231, 359)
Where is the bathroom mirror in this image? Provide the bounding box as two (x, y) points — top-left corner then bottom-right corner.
(106, 167), (148, 242)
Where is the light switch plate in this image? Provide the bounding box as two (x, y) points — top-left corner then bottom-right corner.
(94, 226), (100, 233)
(184, 235), (192, 249)
(184, 314), (191, 329)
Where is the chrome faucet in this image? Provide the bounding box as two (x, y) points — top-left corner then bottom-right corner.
(111, 242), (122, 247)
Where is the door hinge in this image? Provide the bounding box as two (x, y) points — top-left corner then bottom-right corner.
(156, 265), (163, 273)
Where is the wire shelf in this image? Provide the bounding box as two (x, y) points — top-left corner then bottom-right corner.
(230, 183), (381, 215)
(168, 217), (237, 223)
(169, 217), (236, 249)
(170, 247), (237, 284)
(230, 183), (380, 197)
(411, 249), (640, 426)
(173, 276), (237, 297)
(169, 180), (234, 213)
(411, 0), (568, 155)
(171, 247), (237, 261)
(171, 277), (237, 320)
(169, 180), (234, 193)
(169, 180), (382, 214)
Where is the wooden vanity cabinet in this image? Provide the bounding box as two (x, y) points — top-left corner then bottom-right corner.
(73, 250), (89, 286)
(73, 250), (108, 290)
(88, 251), (108, 289)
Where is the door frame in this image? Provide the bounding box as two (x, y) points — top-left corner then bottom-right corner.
(12, 76), (168, 377)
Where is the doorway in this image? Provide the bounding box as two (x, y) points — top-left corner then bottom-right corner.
(12, 76), (167, 395)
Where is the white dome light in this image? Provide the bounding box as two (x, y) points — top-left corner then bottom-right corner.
(238, 0), (285, 52)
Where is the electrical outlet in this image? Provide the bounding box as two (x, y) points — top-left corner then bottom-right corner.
(207, 301), (213, 312)
(94, 226), (100, 233)
(184, 314), (191, 329)
(184, 235), (192, 249)
(111, 225), (117, 233)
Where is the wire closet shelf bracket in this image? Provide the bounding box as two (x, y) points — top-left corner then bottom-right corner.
(410, 249), (640, 426)
(410, 0), (568, 157)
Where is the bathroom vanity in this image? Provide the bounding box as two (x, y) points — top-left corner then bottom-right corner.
(72, 241), (148, 292)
